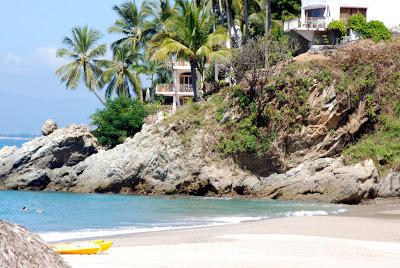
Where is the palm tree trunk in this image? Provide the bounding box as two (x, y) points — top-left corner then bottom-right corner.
(190, 59), (199, 102)
(151, 73), (155, 101)
(224, 0), (239, 48)
(265, 0), (272, 36)
(244, 0), (249, 44)
(92, 89), (106, 106)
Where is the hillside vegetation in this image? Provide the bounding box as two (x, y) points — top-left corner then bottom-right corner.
(163, 37), (400, 175)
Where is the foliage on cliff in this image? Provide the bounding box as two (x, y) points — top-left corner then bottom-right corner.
(347, 14), (391, 43)
(163, 37), (400, 174)
(91, 97), (157, 148)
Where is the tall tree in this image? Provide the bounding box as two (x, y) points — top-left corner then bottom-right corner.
(108, 0), (153, 49)
(137, 57), (166, 98)
(150, 0), (230, 102)
(144, 0), (175, 38)
(244, 0), (250, 43)
(98, 46), (142, 100)
(56, 26), (107, 105)
(265, 0), (271, 35)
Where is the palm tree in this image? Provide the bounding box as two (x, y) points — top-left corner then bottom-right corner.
(108, 0), (153, 49)
(150, 0), (230, 102)
(142, 0), (175, 42)
(244, 0), (250, 43)
(98, 46), (142, 100)
(265, 0), (272, 35)
(56, 26), (107, 105)
(247, 0), (271, 37)
(137, 57), (163, 92)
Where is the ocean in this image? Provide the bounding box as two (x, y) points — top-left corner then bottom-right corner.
(0, 137), (31, 148)
(0, 138), (346, 243)
(0, 191), (345, 242)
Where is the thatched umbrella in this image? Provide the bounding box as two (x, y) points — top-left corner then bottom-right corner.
(0, 220), (69, 268)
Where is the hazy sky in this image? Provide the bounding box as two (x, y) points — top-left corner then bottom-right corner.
(0, 0), (144, 134)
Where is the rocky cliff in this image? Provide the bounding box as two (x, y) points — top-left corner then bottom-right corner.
(1, 39), (400, 204)
(0, 119), (398, 204)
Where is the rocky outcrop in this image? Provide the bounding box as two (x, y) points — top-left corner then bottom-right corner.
(0, 146), (17, 161)
(41, 119), (58, 136)
(0, 124), (99, 190)
(260, 158), (380, 204)
(0, 221), (69, 268)
(0, 121), (387, 204)
(378, 172), (400, 197)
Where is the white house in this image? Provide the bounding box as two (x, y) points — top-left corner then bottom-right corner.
(155, 61), (199, 113)
(284, 0), (400, 43)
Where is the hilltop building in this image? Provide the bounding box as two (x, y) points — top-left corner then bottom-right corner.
(284, 0), (400, 44)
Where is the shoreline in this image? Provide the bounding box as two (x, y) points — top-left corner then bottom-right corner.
(62, 199), (400, 267)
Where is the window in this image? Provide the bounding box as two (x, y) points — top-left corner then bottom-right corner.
(305, 8), (326, 18)
(340, 7), (367, 21)
(179, 74), (192, 85)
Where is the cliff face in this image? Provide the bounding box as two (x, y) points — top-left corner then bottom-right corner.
(1, 39), (400, 204)
(0, 120), (396, 204)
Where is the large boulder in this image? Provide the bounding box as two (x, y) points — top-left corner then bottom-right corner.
(0, 125), (99, 190)
(41, 119), (58, 136)
(378, 172), (400, 197)
(260, 158), (380, 204)
(0, 221), (69, 268)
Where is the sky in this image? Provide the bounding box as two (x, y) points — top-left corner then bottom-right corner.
(0, 0), (144, 134)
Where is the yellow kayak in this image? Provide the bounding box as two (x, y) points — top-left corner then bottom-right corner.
(92, 240), (113, 252)
(52, 242), (101, 255)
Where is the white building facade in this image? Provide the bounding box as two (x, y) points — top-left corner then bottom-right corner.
(285, 0), (400, 42)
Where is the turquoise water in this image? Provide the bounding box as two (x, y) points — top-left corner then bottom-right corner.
(0, 138), (30, 148)
(0, 191), (345, 242)
(0, 138), (346, 242)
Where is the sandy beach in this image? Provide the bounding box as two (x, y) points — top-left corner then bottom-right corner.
(62, 199), (400, 268)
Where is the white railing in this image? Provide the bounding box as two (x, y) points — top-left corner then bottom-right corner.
(284, 18), (301, 31)
(156, 83), (195, 93)
(284, 17), (329, 31)
(303, 17), (328, 29)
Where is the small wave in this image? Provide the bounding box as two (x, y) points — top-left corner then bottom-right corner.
(39, 209), (346, 242)
(40, 216), (269, 242)
(40, 225), (210, 242)
(334, 208), (347, 214)
(280, 210), (329, 217)
(209, 216), (268, 224)
(0, 137), (32, 141)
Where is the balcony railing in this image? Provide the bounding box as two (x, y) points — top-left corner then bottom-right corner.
(303, 17), (327, 29)
(284, 17), (328, 31)
(156, 83), (194, 93)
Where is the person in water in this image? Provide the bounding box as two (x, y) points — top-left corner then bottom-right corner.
(22, 207), (28, 212)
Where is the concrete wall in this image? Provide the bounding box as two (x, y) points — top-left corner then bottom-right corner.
(301, 0), (400, 28)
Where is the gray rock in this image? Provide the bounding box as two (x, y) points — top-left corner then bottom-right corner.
(0, 121), (385, 204)
(0, 146), (17, 161)
(0, 124), (99, 190)
(41, 119), (58, 136)
(378, 172), (400, 197)
(260, 158), (379, 204)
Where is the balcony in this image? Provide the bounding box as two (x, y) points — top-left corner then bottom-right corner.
(156, 83), (194, 97)
(284, 17), (329, 32)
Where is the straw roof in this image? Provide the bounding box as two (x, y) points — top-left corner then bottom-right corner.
(0, 220), (69, 268)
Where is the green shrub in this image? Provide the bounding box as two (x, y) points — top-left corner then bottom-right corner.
(362, 20), (392, 42)
(344, 117), (400, 171)
(347, 14), (391, 43)
(215, 107), (225, 122)
(328, 20), (347, 37)
(395, 102), (400, 118)
(347, 13), (367, 32)
(233, 86), (252, 108)
(90, 98), (150, 148)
